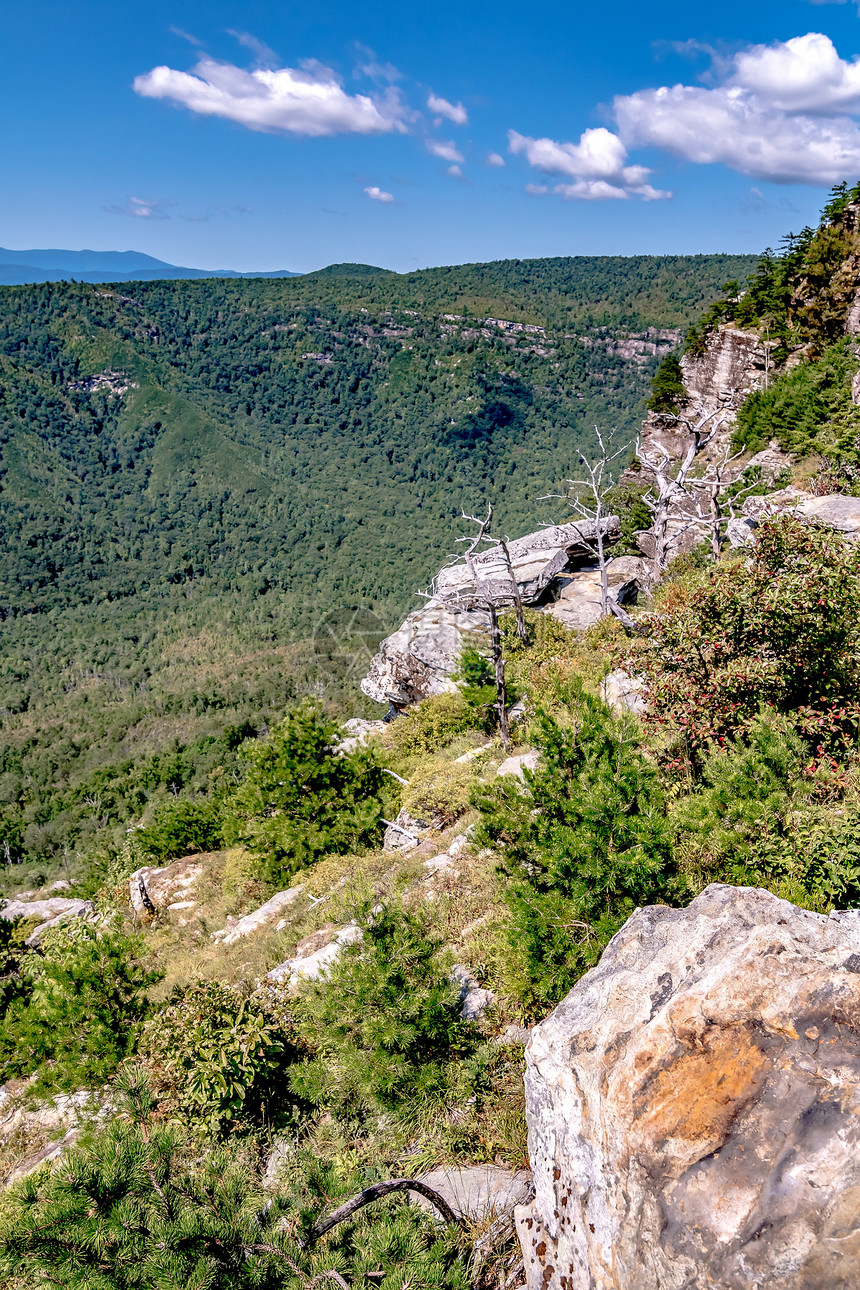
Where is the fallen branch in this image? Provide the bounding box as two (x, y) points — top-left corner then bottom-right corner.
(307, 1179), (463, 1245)
(380, 818), (421, 842)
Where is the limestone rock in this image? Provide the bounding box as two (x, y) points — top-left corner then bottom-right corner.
(600, 669), (646, 716)
(451, 964), (496, 1020)
(741, 486), (812, 522)
(266, 923), (362, 987)
(129, 856), (206, 914)
(360, 519), (620, 706)
(725, 516), (757, 548)
(384, 807), (428, 851)
(546, 558), (646, 632)
(360, 599), (486, 705)
(211, 887), (304, 945)
(746, 443), (792, 483)
(797, 493), (860, 540)
(24, 901), (97, 948)
(497, 750), (540, 781)
(516, 884), (860, 1290)
(335, 717), (387, 754)
(0, 896), (90, 924)
(416, 1165), (533, 1224)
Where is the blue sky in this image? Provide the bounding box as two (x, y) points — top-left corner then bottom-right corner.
(4, 0), (860, 271)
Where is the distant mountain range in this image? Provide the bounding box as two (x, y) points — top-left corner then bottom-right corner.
(0, 247), (300, 286)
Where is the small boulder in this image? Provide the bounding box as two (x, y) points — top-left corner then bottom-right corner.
(451, 964), (496, 1020)
(129, 857), (206, 914)
(416, 1165), (533, 1224)
(266, 924), (362, 987)
(497, 751), (540, 781)
(383, 808), (428, 851)
(211, 887), (304, 945)
(601, 669), (646, 716)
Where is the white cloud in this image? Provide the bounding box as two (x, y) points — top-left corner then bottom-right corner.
(525, 183), (548, 195)
(614, 32), (860, 184)
(447, 164), (463, 177)
(427, 92), (468, 125)
(486, 151), (505, 167)
(134, 55), (408, 137)
(364, 186), (394, 202)
(106, 195), (173, 219)
(427, 138), (465, 163)
(507, 127), (670, 200)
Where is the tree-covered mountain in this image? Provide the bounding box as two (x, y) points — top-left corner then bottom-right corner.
(0, 253), (755, 873)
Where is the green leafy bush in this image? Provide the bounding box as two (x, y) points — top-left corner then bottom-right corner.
(473, 678), (671, 1013)
(293, 903), (478, 1114)
(674, 713), (860, 908)
(134, 797), (223, 865)
(0, 1067), (302, 1290)
(0, 921), (161, 1095)
(141, 980), (304, 1134)
(223, 703), (387, 884)
(641, 514), (860, 759)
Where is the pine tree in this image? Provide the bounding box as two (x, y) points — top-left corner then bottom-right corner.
(473, 678), (671, 1011)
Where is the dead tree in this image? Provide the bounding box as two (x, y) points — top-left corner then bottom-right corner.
(636, 406), (728, 578)
(683, 441), (756, 558)
(551, 425), (630, 620)
(459, 506), (514, 753)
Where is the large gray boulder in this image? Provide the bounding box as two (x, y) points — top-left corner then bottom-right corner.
(516, 885), (860, 1290)
(546, 556), (647, 632)
(797, 493), (860, 540)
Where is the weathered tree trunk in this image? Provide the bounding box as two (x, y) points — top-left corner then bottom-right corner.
(489, 604), (512, 753)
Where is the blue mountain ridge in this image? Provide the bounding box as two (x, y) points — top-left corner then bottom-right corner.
(0, 247), (300, 285)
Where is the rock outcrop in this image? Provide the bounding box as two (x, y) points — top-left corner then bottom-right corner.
(516, 884), (860, 1290)
(211, 887), (304, 945)
(128, 856), (207, 914)
(361, 518), (621, 706)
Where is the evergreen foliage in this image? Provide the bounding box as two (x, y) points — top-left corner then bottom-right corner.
(473, 678), (671, 1012)
(222, 703), (388, 884)
(293, 903), (479, 1114)
(646, 352), (686, 413)
(0, 921), (161, 1095)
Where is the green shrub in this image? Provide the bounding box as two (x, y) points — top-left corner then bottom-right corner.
(383, 690), (479, 756)
(642, 513), (860, 759)
(134, 797), (223, 864)
(0, 1067), (470, 1290)
(141, 980), (305, 1134)
(473, 678), (671, 1013)
(647, 352), (686, 414)
(293, 903), (478, 1115)
(0, 921), (161, 1095)
(223, 703), (387, 885)
(0, 1067), (302, 1290)
(401, 757), (475, 828)
(674, 713), (860, 908)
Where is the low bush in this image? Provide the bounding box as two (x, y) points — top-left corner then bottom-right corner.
(641, 513), (860, 761)
(293, 903), (479, 1115)
(382, 691), (479, 756)
(141, 980), (305, 1134)
(401, 757), (475, 828)
(0, 921), (161, 1095)
(134, 797), (223, 864)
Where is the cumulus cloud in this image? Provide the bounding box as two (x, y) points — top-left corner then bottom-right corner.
(486, 151), (505, 167)
(614, 32), (860, 184)
(133, 55), (408, 137)
(364, 186), (394, 202)
(427, 92), (468, 125)
(507, 127), (670, 200)
(427, 138), (465, 163)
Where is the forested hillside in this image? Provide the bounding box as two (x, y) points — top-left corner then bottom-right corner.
(0, 254), (755, 875)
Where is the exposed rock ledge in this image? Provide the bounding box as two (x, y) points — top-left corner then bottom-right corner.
(517, 885), (860, 1290)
